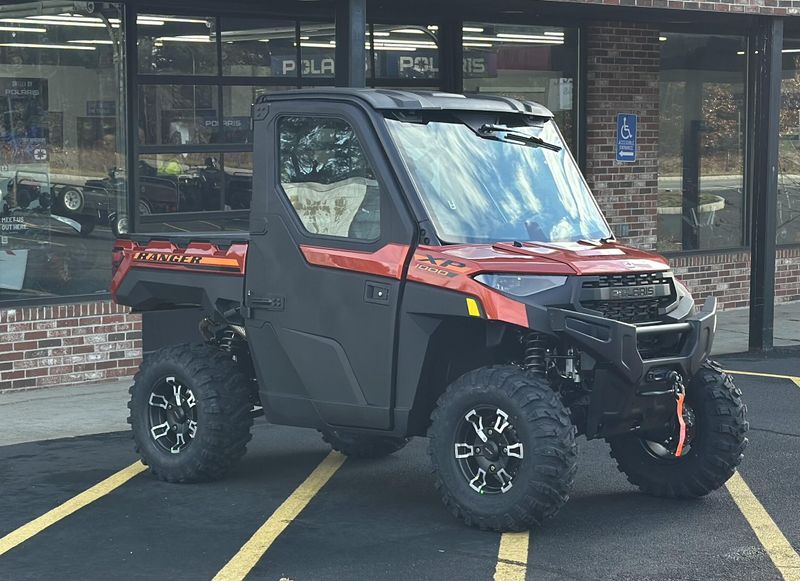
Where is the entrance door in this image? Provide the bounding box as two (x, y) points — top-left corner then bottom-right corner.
(245, 103), (414, 430)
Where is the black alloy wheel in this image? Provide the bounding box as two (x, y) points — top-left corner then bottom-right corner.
(147, 376), (198, 455)
(453, 406), (524, 495)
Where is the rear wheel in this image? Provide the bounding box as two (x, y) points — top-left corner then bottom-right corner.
(321, 430), (410, 459)
(128, 343), (254, 483)
(608, 363), (748, 497)
(428, 366), (577, 532)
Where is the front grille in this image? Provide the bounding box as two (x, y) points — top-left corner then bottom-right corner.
(579, 271), (676, 324)
(582, 272), (672, 289)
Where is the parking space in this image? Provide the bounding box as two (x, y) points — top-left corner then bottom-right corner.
(1, 356), (799, 581)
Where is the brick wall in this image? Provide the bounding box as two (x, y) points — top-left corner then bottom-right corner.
(545, 0), (799, 16)
(670, 247), (800, 309)
(585, 22), (660, 250)
(0, 301), (143, 392)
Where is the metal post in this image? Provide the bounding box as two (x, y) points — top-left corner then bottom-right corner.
(681, 80), (702, 251)
(439, 20), (463, 93)
(335, 0), (366, 88)
(748, 17), (783, 352)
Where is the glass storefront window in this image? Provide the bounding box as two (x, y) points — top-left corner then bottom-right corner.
(222, 86), (287, 143)
(139, 85), (219, 145)
(298, 21), (336, 81)
(778, 38), (800, 246)
(137, 15), (216, 75)
(372, 24), (438, 81)
(657, 33), (746, 252)
(136, 152), (252, 217)
(221, 18), (297, 77)
(0, 2), (127, 301)
(462, 23), (577, 151)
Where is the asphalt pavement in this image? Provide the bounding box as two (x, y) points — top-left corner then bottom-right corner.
(0, 353), (799, 581)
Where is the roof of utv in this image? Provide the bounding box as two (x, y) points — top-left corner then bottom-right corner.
(254, 88), (554, 118)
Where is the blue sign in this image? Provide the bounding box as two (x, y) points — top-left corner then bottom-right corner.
(616, 113), (637, 163)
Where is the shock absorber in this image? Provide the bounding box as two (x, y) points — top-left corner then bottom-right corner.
(523, 332), (549, 374)
(218, 328), (238, 352)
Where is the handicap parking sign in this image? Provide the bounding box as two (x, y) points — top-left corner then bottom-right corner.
(616, 113), (637, 163)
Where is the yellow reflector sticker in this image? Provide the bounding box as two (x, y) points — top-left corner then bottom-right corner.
(466, 297), (481, 317)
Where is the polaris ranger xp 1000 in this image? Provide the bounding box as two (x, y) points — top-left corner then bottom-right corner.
(112, 89), (748, 532)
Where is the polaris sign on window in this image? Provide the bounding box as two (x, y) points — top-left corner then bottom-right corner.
(270, 52), (495, 79)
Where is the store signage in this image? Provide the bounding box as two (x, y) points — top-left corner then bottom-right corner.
(86, 100), (116, 117)
(616, 113), (637, 163)
(273, 55), (336, 77)
(0, 78), (48, 165)
(200, 116), (250, 129)
(0, 78), (43, 98)
(270, 52), (495, 78)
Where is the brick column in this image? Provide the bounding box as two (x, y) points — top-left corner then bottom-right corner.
(584, 22), (660, 249)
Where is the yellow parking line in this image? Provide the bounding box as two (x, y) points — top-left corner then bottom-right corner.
(0, 461), (146, 558)
(213, 451), (346, 581)
(726, 472), (800, 581)
(724, 369), (800, 384)
(494, 531), (529, 581)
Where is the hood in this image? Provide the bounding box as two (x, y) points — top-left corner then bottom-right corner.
(435, 240), (670, 276)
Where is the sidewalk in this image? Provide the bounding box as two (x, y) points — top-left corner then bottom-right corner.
(0, 379), (131, 447)
(714, 300), (800, 354)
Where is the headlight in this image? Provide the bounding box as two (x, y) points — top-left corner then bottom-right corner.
(474, 274), (567, 297)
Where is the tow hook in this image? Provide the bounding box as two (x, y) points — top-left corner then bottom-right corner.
(668, 371), (687, 457)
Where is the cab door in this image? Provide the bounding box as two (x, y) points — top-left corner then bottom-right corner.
(244, 101), (415, 430)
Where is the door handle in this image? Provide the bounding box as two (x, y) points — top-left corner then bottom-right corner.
(364, 281), (391, 305)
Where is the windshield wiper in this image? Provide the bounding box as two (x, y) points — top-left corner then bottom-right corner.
(477, 124), (562, 152)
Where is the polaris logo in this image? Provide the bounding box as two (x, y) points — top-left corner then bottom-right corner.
(610, 286), (656, 299)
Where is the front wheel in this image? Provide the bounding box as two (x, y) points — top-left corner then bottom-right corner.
(428, 366), (577, 532)
(608, 363), (748, 498)
(128, 343), (254, 483)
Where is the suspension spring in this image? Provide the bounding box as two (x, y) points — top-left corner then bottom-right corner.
(523, 333), (549, 373)
(218, 328), (240, 352)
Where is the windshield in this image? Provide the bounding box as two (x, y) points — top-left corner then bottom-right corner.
(385, 114), (612, 244)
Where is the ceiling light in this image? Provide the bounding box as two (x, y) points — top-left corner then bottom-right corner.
(0, 17), (117, 28)
(374, 38), (436, 46)
(783, 48), (800, 53)
(0, 42), (95, 50)
(68, 39), (113, 45)
(158, 35), (213, 43)
(463, 26), (484, 33)
(297, 41), (336, 48)
(544, 31), (565, 36)
(140, 16), (208, 24)
(136, 18), (165, 26)
(497, 33), (560, 40)
(659, 36), (667, 41)
(0, 25), (46, 32)
(392, 28), (426, 34)
(463, 42), (492, 47)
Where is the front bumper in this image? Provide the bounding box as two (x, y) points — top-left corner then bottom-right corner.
(546, 297), (717, 438)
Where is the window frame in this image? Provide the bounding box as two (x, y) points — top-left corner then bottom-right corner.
(656, 27), (753, 258)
